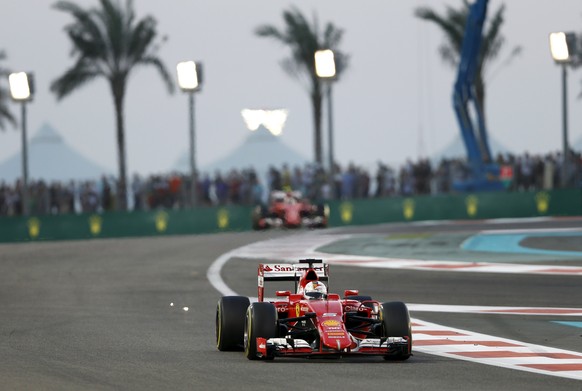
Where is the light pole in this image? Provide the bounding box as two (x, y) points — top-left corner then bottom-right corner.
(549, 32), (577, 188)
(8, 71), (33, 216)
(315, 49), (337, 198)
(176, 61), (202, 207)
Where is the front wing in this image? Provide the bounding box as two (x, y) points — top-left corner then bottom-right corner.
(258, 215), (326, 229)
(256, 336), (409, 358)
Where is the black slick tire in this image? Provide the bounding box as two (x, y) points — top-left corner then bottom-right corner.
(316, 204), (328, 228)
(216, 296), (250, 351)
(244, 302), (277, 360)
(381, 301), (412, 361)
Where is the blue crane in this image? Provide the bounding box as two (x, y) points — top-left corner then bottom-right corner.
(452, 0), (504, 191)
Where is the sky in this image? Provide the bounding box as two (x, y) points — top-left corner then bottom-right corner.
(1, 0), (582, 179)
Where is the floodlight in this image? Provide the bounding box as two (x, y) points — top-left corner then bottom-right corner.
(9, 72), (32, 101)
(314, 49), (336, 78)
(549, 32), (576, 63)
(177, 61), (201, 91)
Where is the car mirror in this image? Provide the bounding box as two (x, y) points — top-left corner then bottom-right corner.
(344, 289), (359, 297)
(276, 290), (291, 297)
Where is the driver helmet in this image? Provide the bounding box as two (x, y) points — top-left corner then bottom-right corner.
(285, 191), (296, 204)
(304, 281), (327, 300)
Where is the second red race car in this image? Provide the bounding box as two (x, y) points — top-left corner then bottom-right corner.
(251, 190), (329, 230)
(215, 259), (412, 361)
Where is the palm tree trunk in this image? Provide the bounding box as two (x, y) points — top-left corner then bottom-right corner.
(311, 84), (323, 165)
(475, 75), (492, 163)
(475, 74), (486, 121)
(112, 80), (128, 211)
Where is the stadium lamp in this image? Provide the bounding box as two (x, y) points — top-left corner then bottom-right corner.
(176, 61), (203, 207)
(315, 49), (336, 79)
(177, 61), (202, 92)
(8, 71), (34, 216)
(9, 72), (33, 101)
(549, 32), (576, 63)
(549, 32), (578, 187)
(315, 49), (337, 197)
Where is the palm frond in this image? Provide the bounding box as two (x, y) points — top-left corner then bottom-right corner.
(52, 0), (172, 97)
(254, 25), (285, 42)
(0, 50), (16, 130)
(54, 1), (106, 55)
(415, 6), (465, 58)
(0, 93), (17, 130)
(323, 23), (344, 48)
(480, 3), (505, 71)
(126, 17), (157, 66)
(415, 0), (520, 76)
(50, 60), (102, 99)
(439, 46), (458, 68)
(96, 0), (126, 63)
(280, 57), (305, 86)
(137, 56), (175, 94)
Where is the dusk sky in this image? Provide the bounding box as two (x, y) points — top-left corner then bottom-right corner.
(1, 0), (582, 178)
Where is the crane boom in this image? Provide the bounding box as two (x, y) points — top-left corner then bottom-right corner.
(452, 0), (503, 191)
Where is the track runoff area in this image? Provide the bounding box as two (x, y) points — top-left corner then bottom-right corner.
(208, 217), (582, 380)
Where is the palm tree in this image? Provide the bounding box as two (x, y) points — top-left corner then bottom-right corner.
(415, 0), (521, 120)
(255, 7), (349, 165)
(51, 0), (174, 210)
(0, 50), (17, 130)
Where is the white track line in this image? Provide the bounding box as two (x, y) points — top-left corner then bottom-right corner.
(413, 319), (582, 380)
(409, 304), (582, 316)
(230, 233), (582, 276)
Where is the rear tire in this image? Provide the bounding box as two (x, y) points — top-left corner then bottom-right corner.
(315, 204), (329, 228)
(381, 301), (412, 361)
(216, 296), (250, 351)
(244, 302), (277, 360)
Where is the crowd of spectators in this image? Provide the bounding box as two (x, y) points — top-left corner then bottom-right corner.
(1, 150), (581, 216)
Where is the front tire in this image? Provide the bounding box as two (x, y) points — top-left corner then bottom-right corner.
(381, 301), (412, 361)
(244, 302), (277, 360)
(216, 296), (250, 351)
(251, 205), (267, 230)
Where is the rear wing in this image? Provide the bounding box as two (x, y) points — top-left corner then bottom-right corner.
(258, 259), (329, 302)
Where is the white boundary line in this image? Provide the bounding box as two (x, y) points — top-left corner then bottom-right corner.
(222, 233), (582, 276)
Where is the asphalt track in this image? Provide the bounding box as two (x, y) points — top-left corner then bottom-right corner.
(1, 217), (582, 390)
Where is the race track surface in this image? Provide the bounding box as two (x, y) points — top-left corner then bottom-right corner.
(1, 217), (582, 390)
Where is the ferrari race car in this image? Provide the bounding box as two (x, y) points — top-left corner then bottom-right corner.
(251, 190), (328, 230)
(215, 259), (412, 361)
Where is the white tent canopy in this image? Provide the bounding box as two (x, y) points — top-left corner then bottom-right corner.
(0, 123), (111, 184)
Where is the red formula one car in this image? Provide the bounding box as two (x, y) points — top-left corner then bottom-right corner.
(215, 259), (412, 361)
(251, 191), (328, 230)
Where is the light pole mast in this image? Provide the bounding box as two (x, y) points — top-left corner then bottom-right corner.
(315, 49), (337, 198)
(8, 71), (33, 216)
(560, 64), (569, 188)
(177, 61), (203, 207)
(549, 32), (577, 188)
(188, 91), (197, 206)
